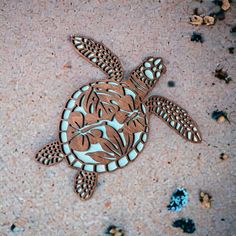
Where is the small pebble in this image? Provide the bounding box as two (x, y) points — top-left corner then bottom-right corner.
(172, 218), (196, 234)
(10, 218), (27, 233)
(212, 0), (223, 6)
(199, 191), (212, 208)
(106, 225), (124, 236)
(191, 32), (204, 43)
(190, 15), (203, 26)
(230, 25), (236, 34)
(219, 153), (229, 160)
(211, 110), (229, 123)
(228, 47), (234, 54)
(203, 16), (215, 26)
(63, 62), (72, 69)
(221, 0), (230, 11)
(212, 10), (225, 21)
(167, 187), (188, 212)
(10, 224), (25, 233)
(168, 81), (175, 87)
(214, 68), (232, 84)
(190, 15), (215, 26)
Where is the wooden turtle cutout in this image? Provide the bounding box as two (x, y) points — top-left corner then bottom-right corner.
(35, 35), (202, 200)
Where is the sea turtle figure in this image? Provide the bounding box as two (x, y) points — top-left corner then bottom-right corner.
(35, 35), (202, 200)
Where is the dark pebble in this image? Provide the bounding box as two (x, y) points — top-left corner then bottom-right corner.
(168, 81), (175, 87)
(172, 218), (196, 234)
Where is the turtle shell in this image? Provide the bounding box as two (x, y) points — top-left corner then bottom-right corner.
(59, 80), (149, 173)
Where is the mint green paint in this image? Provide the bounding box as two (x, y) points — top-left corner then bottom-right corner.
(73, 161), (82, 168)
(111, 100), (119, 106)
(63, 109), (71, 119)
(144, 62), (151, 68)
(158, 64), (163, 70)
(141, 104), (146, 114)
(67, 99), (75, 109)
(152, 67), (157, 72)
(107, 161), (118, 171)
(74, 150), (100, 164)
(144, 69), (154, 79)
(108, 81), (118, 85)
(107, 117), (124, 131)
(96, 165), (106, 173)
(108, 69), (113, 74)
(76, 44), (84, 49)
(90, 103), (94, 113)
(72, 90), (82, 99)
(163, 113), (168, 119)
(118, 157), (128, 167)
(187, 132), (192, 140)
(67, 154), (75, 163)
(73, 106), (86, 115)
(60, 132), (68, 143)
(84, 164), (94, 172)
(154, 58), (161, 65)
(176, 123), (181, 130)
(124, 87), (136, 98)
(134, 132), (142, 144)
(170, 121), (175, 127)
(119, 132), (126, 146)
(81, 85), (89, 91)
(61, 120), (68, 131)
(88, 53), (94, 59)
(142, 133), (147, 142)
(136, 142), (144, 152)
(128, 149), (138, 160)
(155, 107), (160, 113)
(92, 58), (97, 63)
(155, 71), (161, 78)
(62, 143), (70, 154)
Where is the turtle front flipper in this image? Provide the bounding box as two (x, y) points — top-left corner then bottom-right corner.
(35, 141), (64, 166)
(71, 35), (124, 81)
(146, 96), (202, 143)
(126, 57), (166, 98)
(74, 170), (98, 200)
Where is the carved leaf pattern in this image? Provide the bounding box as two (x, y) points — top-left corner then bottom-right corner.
(67, 82), (146, 162)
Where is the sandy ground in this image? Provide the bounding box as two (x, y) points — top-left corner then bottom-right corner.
(0, 0), (236, 235)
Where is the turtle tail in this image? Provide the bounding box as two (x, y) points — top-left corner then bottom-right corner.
(35, 141), (65, 166)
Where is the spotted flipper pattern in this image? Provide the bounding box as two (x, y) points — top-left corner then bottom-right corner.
(71, 35), (124, 81)
(74, 170), (98, 200)
(146, 96), (202, 143)
(35, 141), (64, 166)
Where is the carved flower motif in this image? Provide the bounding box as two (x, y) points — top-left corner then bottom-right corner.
(67, 112), (103, 151)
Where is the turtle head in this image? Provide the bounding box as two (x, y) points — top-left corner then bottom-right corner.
(128, 57), (166, 97)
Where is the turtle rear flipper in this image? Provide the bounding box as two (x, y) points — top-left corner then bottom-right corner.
(71, 35), (124, 81)
(74, 170), (98, 200)
(146, 96), (202, 143)
(35, 141), (64, 166)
